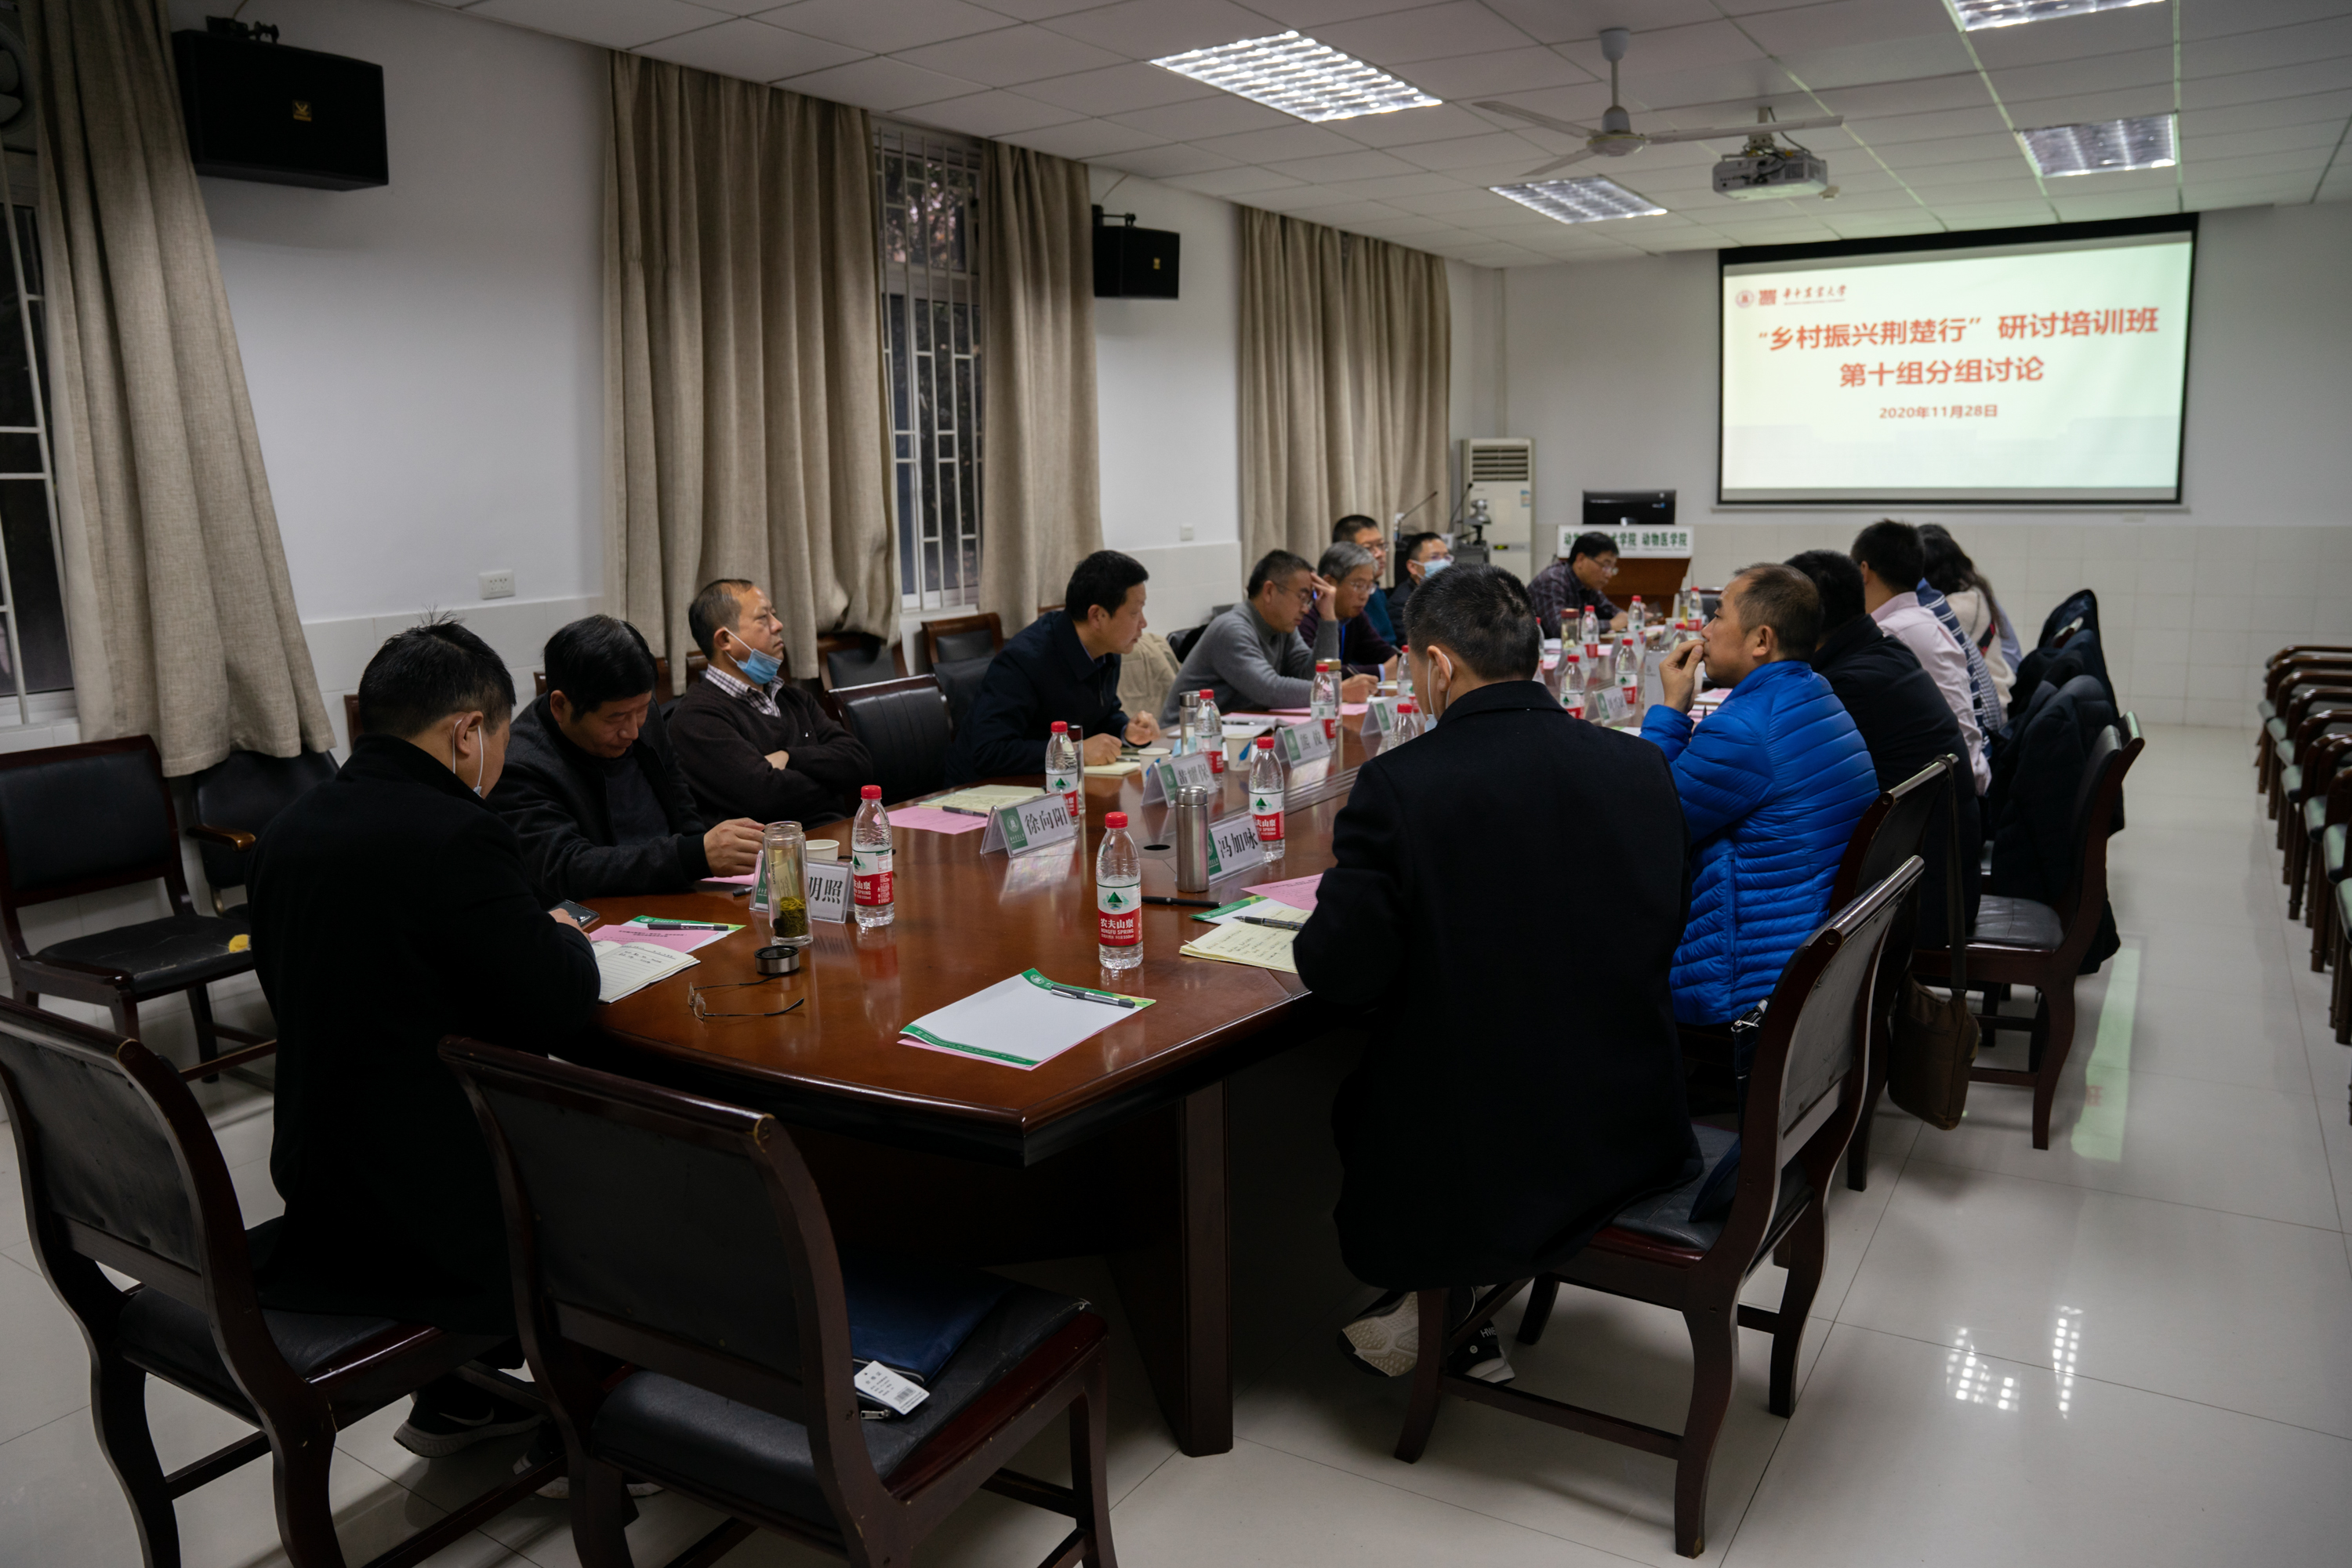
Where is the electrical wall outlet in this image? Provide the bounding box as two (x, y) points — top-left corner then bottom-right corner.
(479, 569), (516, 601)
(1179, 524), (1195, 542)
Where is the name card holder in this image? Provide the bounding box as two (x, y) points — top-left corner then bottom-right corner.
(981, 793), (1077, 856)
(804, 860), (851, 924)
(1142, 749), (1218, 805)
(1207, 813), (1263, 880)
(1363, 697), (1395, 736)
(1276, 718), (1332, 765)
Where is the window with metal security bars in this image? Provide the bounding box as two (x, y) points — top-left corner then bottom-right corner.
(0, 143), (68, 727)
(874, 124), (982, 612)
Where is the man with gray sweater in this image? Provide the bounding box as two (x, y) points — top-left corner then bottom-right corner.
(1161, 550), (1380, 724)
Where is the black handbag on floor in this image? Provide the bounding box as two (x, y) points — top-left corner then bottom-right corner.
(1889, 768), (1979, 1130)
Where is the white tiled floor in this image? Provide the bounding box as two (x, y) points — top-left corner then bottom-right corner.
(5, 724), (2348, 1566)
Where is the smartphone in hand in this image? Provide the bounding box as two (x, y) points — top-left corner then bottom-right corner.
(554, 898), (601, 931)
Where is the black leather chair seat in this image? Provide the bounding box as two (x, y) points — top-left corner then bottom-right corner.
(1607, 1123), (1812, 1254)
(1970, 895), (2064, 950)
(931, 630), (996, 665)
(38, 913), (253, 991)
(117, 1283), (495, 1417)
(933, 655), (992, 729)
(591, 1285), (1084, 1526)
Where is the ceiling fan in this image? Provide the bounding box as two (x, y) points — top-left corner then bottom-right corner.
(1477, 26), (1843, 181)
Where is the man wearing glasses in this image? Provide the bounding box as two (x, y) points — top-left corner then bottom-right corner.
(1334, 514), (1399, 644)
(1528, 531), (1632, 641)
(1161, 549), (1377, 724)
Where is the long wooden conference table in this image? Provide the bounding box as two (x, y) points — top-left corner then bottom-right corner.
(582, 715), (1380, 1456)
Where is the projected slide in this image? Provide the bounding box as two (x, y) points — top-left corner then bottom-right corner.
(1720, 227), (2194, 503)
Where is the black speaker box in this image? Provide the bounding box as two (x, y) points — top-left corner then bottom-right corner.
(1094, 220), (1179, 299)
(172, 29), (387, 191)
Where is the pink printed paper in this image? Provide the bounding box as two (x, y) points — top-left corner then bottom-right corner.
(1242, 872), (1324, 912)
(889, 805), (991, 835)
(590, 924), (732, 955)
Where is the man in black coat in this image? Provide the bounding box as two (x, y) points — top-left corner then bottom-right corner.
(489, 615), (764, 899)
(1294, 564), (1696, 1385)
(1788, 551), (1982, 946)
(248, 620), (600, 1455)
(670, 578), (873, 824)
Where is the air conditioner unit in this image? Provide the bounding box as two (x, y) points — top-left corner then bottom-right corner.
(1457, 437), (1533, 570)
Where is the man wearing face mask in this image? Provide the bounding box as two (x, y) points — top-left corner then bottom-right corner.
(1295, 565), (1696, 1385)
(1383, 532), (1452, 629)
(492, 615), (766, 899)
(670, 578), (873, 823)
(246, 619), (600, 1454)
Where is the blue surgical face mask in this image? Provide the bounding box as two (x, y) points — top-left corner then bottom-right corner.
(728, 629), (780, 686)
(1421, 555), (1452, 580)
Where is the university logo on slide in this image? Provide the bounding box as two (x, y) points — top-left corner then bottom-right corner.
(1734, 288), (1757, 309)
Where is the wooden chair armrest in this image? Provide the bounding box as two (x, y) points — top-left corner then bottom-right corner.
(187, 823), (258, 851)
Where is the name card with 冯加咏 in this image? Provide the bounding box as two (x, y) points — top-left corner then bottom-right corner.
(804, 859), (851, 924)
(1276, 718), (1331, 764)
(981, 793), (1076, 856)
(1207, 813), (1262, 879)
(1141, 748), (1218, 805)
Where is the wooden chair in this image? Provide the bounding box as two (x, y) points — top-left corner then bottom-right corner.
(186, 750), (340, 915)
(0, 1000), (554, 1568)
(835, 677), (955, 806)
(0, 737), (272, 1078)
(1916, 715), (2143, 1149)
(818, 633), (909, 694)
(1391, 858), (1923, 1560)
(2281, 721), (2352, 911)
(439, 1037), (1118, 1568)
(2267, 688), (2352, 824)
(2306, 767), (2352, 969)
(2332, 877), (2352, 1049)
(342, 692), (366, 746)
(920, 612), (1003, 667)
(2257, 659), (2352, 791)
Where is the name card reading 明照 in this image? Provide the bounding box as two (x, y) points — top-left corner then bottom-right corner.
(804, 859), (851, 924)
(1141, 748), (1218, 805)
(980, 793), (1076, 856)
(1276, 717), (1331, 765)
(1207, 813), (1263, 879)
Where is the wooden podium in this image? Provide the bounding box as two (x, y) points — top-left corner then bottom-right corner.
(1610, 556), (1693, 604)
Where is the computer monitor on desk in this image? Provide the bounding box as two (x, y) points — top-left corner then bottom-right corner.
(1581, 489), (1675, 535)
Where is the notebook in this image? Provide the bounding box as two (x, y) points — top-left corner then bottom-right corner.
(593, 941), (699, 1004)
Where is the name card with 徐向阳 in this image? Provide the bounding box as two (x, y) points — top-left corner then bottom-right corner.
(980, 793), (1076, 856)
(1141, 748), (1218, 805)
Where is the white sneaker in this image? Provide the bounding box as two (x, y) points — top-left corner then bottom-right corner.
(1338, 1291), (1421, 1377)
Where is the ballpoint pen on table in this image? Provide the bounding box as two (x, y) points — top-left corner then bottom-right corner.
(1045, 983), (1136, 1010)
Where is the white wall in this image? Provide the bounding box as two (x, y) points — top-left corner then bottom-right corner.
(1495, 201), (2352, 728)
(174, 0), (606, 625)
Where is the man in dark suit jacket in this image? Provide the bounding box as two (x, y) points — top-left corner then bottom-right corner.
(1788, 551), (1981, 946)
(946, 550), (1163, 783)
(1294, 564), (1696, 1385)
(489, 615), (764, 899)
(670, 578), (873, 824)
(249, 620), (599, 1457)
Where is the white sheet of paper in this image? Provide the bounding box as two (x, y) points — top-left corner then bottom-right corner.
(899, 970), (1152, 1069)
(593, 942), (699, 1004)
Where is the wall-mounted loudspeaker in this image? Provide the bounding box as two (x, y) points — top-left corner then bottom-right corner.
(172, 21), (387, 191)
(1093, 207), (1179, 299)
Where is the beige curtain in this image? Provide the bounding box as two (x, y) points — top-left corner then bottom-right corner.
(979, 143), (1098, 630)
(605, 56), (893, 677)
(27, 0), (332, 775)
(1240, 209), (1450, 571)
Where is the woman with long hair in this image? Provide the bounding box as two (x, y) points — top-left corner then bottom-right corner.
(1919, 524), (2017, 708)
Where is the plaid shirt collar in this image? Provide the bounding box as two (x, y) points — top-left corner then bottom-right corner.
(704, 662), (780, 718)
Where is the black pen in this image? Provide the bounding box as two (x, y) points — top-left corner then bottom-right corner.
(1046, 982), (1136, 1009)
(1236, 915), (1305, 931)
(939, 805), (992, 817)
(1144, 895), (1219, 908)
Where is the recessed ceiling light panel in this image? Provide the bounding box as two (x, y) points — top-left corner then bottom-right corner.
(1947, 0), (2163, 28)
(1151, 31), (1439, 123)
(2017, 113), (2178, 176)
(1490, 178), (1666, 223)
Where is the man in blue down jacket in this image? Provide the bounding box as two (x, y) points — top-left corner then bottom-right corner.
(1642, 563), (1879, 1025)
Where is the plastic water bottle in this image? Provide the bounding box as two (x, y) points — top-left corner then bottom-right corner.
(1392, 699), (1421, 742)
(1613, 635), (1642, 726)
(1580, 605), (1600, 664)
(1248, 741), (1285, 855)
(1175, 691), (1199, 757)
(1312, 660), (1341, 740)
(1628, 596), (1646, 641)
(1397, 646), (1413, 704)
(1539, 638), (1562, 704)
(1195, 688), (1225, 775)
(1561, 652), (1586, 720)
(1045, 720), (1080, 817)
(851, 785), (894, 928)
(1096, 811), (1141, 970)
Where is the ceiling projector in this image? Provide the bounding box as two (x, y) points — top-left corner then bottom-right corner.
(1713, 136), (1833, 200)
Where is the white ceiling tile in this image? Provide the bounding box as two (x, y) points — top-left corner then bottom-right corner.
(1164, 165), (1312, 195)
(1338, 215), (1465, 238)
(1330, 103), (1508, 146)
(901, 90), (1088, 137)
(1813, 74), (1993, 120)
(1386, 184), (1523, 214)
(1843, 106), (2015, 147)
(2183, 0), (2352, 42)
(1463, 80), (1619, 125)
(1823, 214), (1947, 235)
(2179, 147), (2335, 183)
(1291, 199), (1414, 222)
(2180, 89), (2352, 137)
(971, 0), (1105, 18)
(469, 0), (724, 49)
(1878, 131), (2029, 169)
(1190, 123), (1364, 160)
(1935, 208), (2058, 230)
(895, 26), (1131, 87)
(1738, 0), (1958, 56)
(1087, 143), (1246, 178)
(1614, 58), (1803, 114)
(635, 18), (866, 82)
(2002, 85), (2180, 129)
(1263, 148), (1424, 180)
(1315, 169), (1478, 198)
(1309, 3), (1539, 66)
(2183, 15), (2352, 78)
(672, 0), (797, 13)
(1552, 20), (1766, 78)
(1967, 3), (2176, 70)
(1041, 1), (1295, 60)
(2183, 57), (2352, 109)
(1016, 63), (1222, 115)
(1391, 46), (1599, 99)
(1987, 48), (2174, 103)
(1241, 185), (1365, 211)
(1103, 94), (1297, 140)
(2186, 120), (2348, 164)
(1387, 129), (1548, 170)
(1777, 34), (1981, 93)
(1000, 119), (1173, 157)
(780, 55), (984, 109)
(1482, 0), (1720, 45)
(2049, 191), (2183, 221)
(760, 0), (1006, 53)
